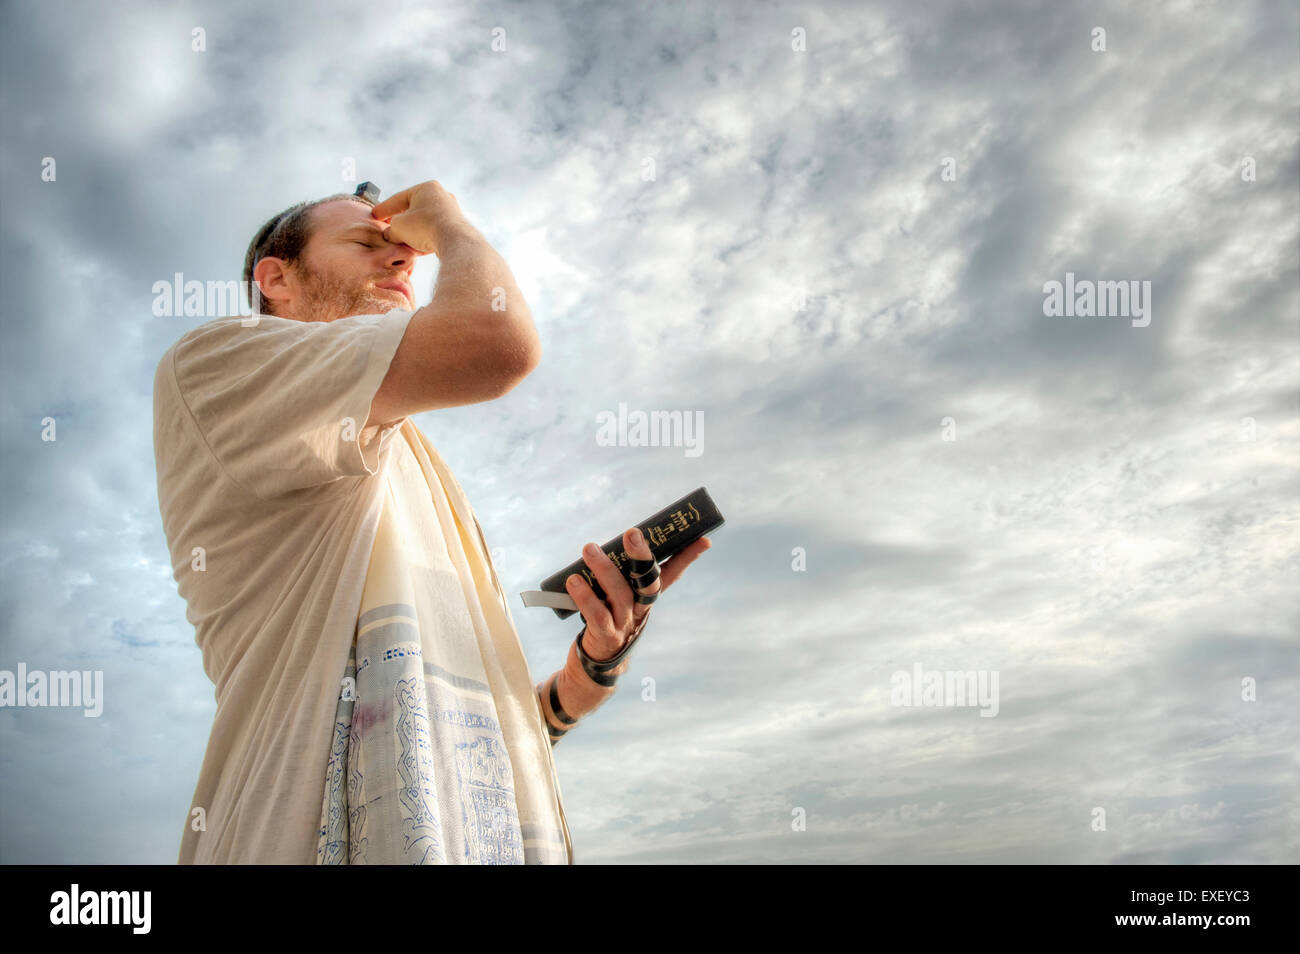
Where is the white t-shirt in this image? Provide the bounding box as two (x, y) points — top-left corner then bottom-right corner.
(152, 309), (569, 863)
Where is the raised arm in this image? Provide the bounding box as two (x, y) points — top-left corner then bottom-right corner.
(365, 181), (541, 427)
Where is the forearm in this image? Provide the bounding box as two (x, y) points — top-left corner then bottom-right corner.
(430, 224), (538, 354)
(536, 639), (629, 746)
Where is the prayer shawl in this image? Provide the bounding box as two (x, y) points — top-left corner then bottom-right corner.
(315, 419), (573, 864)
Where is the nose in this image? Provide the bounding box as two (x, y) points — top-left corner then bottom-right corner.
(383, 242), (416, 269)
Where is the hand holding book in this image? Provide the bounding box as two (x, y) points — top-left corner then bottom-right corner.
(519, 486), (725, 620)
(545, 525), (712, 727)
(528, 487), (724, 740)
(566, 526), (711, 664)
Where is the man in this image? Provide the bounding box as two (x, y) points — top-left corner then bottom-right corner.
(152, 180), (710, 864)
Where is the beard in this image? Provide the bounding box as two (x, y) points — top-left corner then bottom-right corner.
(285, 261), (411, 323)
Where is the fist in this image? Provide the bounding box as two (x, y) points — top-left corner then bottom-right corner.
(369, 180), (465, 256)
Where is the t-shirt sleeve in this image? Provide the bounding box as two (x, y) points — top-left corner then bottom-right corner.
(168, 309), (418, 500)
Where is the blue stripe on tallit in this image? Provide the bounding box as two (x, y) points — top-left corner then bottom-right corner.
(356, 602), (419, 629)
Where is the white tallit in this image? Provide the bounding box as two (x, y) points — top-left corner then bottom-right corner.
(316, 418), (572, 864)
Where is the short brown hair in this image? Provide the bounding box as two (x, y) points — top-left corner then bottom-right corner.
(242, 193), (376, 315)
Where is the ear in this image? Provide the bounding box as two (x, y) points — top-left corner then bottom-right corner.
(252, 256), (293, 313)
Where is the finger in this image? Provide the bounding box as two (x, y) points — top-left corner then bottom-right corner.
(622, 528), (660, 623)
(379, 223), (410, 247)
(381, 212), (430, 255)
(565, 573), (613, 636)
(386, 236), (429, 258)
(623, 527), (661, 595)
(369, 188), (413, 221)
(656, 536), (712, 592)
(623, 527), (655, 563)
(582, 543), (632, 632)
(382, 211), (412, 243)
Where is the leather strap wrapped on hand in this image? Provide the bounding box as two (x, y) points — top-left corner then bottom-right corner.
(574, 607), (652, 688)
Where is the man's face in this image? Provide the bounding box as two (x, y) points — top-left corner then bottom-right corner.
(265, 199), (420, 322)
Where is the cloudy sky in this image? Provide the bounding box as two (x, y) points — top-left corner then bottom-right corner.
(1, 0), (1296, 865)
